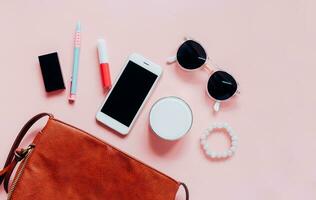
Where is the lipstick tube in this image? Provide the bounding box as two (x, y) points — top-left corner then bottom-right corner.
(97, 39), (112, 89)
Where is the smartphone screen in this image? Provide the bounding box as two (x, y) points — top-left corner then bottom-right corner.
(101, 61), (158, 127)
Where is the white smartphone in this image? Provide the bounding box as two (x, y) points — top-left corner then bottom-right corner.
(96, 53), (162, 135)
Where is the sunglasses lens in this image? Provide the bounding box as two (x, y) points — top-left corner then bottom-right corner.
(207, 71), (237, 101)
(177, 40), (207, 70)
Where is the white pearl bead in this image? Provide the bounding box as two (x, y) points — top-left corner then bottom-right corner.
(231, 135), (238, 141)
(232, 141), (238, 146)
(229, 131), (234, 137)
(227, 150), (233, 157)
(222, 151), (228, 158)
(220, 152), (226, 158)
(227, 127), (233, 133)
(207, 151), (215, 158)
(230, 146), (237, 152)
(203, 143), (209, 151)
(210, 152), (217, 158)
(200, 139), (207, 146)
(216, 153), (222, 159)
(200, 134), (207, 140)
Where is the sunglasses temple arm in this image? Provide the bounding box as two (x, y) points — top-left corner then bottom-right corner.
(166, 56), (177, 64)
(213, 101), (220, 112)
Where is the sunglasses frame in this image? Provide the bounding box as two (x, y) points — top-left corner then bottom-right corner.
(167, 37), (240, 111)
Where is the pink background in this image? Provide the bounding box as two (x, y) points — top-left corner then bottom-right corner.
(1, 0), (316, 199)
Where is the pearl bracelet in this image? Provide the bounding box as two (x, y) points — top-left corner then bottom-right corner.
(200, 122), (238, 159)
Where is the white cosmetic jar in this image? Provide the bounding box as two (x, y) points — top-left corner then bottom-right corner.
(149, 96), (193, 141)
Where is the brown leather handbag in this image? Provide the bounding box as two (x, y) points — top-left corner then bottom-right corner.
(0, 113), (189, 200)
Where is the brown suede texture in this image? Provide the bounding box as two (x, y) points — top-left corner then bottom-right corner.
(10, 119), (180, 200)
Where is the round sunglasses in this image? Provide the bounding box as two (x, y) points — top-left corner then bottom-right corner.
(167, 39), (239, 111)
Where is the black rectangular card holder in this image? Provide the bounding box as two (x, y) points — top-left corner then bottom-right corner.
(38, 52), (65, 92)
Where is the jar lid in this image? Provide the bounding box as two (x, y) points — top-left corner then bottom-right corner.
(149, 96), (193, 140)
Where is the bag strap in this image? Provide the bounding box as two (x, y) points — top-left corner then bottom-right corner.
(0, 113), (53, 193)
(180, 182), (189, 200)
